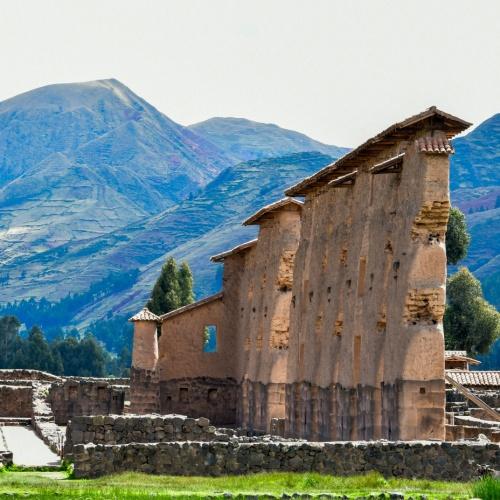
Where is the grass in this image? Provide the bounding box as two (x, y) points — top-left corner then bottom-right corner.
(0, 470), (490, 499)
(471, 476), (500, 500)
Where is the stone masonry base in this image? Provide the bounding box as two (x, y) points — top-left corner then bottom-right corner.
(73, 440), (499, 480)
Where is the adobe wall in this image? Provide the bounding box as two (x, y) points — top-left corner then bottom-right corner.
(234, 208), (301, 432)
(286, 136), (450, 441)
(130, 319), (160, 414)
(158, 297), (238, 423)
(72, 440), (500, 480)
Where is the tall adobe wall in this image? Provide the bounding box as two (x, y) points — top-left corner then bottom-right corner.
(285, 111), (470, 441)
(235, 202), (302, 432)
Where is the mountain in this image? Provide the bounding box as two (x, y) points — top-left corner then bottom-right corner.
(0, 152), (335, 326)
(450, 114), (500, 308)
(189, 117), (348, 163)
(0, 78), (497, 332)
(0, 79), (233, 264)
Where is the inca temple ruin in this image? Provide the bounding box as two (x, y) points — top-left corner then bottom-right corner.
(128, 107), (491, 442)
(2, 107), (500, 479)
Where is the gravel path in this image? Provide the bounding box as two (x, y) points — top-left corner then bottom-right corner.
(1, 426), (60, 466)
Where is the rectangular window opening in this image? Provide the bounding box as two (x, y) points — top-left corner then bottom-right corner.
(203, 325), (218, 353)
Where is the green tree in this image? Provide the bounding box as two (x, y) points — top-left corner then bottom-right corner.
(52, 333), (109, 376)
(15, 326), (62, 374)
(444, 268), (500, 355)
(0, 316), (21, 367)
(147, 257), (181, 315)
(446, 207), (470, 265)
(178, 261), (195, 306)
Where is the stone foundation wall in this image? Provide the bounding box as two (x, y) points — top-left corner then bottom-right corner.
(160, 377), (238, 425)
(0, 385), (33, 418)
(72, 440), (499, 480)
(48, 379), (126, 425)
(64, 414), (219, 456)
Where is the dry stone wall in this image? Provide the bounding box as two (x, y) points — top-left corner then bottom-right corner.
(48, 379), (126, 425)
(64, 414), (221, 456)
(0, 385), (33, 418)
(72, 440), (500, 480)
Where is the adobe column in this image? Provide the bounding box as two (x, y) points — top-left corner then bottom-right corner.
(129, 307), (161, 414)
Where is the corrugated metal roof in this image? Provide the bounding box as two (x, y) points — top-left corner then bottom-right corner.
(128, 308), (160, 322)
(416, 135), (454, 154)
(446, 370), (500, 387)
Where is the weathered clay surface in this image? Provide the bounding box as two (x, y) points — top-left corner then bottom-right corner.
(128, 109), (471, 441)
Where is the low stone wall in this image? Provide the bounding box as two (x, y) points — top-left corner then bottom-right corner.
(0, 385), (33, 418)
(72, 440), (499, 480)
(65, 414), (219, 456)
(0, 369), (62, 383)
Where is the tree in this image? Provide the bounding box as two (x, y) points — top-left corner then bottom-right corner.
(0, 316), (21, 367)
(147, 257), (182, 315)
(446, 207), (470, 265)
(10, 326), (63, 374)
(444, 268), (500, 355)
(178, 262), (194, 306)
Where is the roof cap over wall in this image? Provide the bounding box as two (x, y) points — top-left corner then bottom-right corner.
(242, 197), (303, 226)
(128, 307), (161, 322)
(444, 350), (481, 366)
(285, 106), (472, 196)
(210, 239), (258, 263)
(159, 292), (223, 320)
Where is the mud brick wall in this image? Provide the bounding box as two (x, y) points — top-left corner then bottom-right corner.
(48, 380), (126, 425)
(0, 385), (33, 417)
(160, 377), (238, 425)
(64, 414), (218, 456)
(286, 133), (454, 441)
(72, 440), (500, 480)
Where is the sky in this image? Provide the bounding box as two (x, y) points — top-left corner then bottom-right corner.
(0, 0), (499, 147)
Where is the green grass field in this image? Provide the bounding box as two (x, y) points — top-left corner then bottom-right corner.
(0, 470), (498, 499)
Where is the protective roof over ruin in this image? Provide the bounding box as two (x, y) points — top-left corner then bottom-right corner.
(242, 198), (303, 226)
(446, 370), (500, 387)
(210, 239), (258, 262)
(129, 307), (161, 322)
(285, 106), (472, 196)
(159, 292), (223, 320)
(445, 350), (481, 365)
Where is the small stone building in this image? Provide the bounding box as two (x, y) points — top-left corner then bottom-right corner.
(130, 107), (473, 441)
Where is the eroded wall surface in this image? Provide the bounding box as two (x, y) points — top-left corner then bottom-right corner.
(235, 208), (301, 431)
(286, 136), (451, 440)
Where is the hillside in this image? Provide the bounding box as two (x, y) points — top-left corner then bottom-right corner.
(0, 153), (334, 326)
(450, 114), (500, 307)
(190, 117), (348, 163)
(0, 79), (233, 264)
(0, 78), (498, 330)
